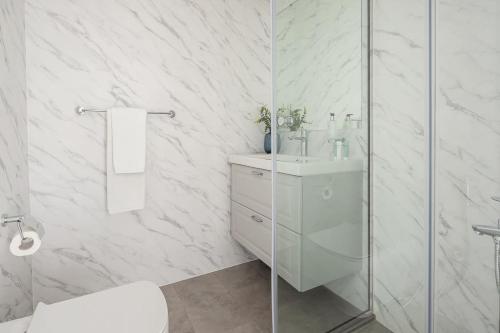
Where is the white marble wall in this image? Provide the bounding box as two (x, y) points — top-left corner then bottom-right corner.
(373, 0), (500, 332)
(26, 0), (271, 304)
(372, 0), (428, 332)
(276, 0), (364, 158)
(435, 0), (500, 331)
(16, 1), (497, 331)
(0, 0), (33, 322)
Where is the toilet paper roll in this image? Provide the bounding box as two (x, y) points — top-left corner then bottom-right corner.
(9, 231), (41, 256)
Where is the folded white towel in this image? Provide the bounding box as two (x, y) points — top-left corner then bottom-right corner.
(110, 108), (147, 173)
(107, 108), (146, 214)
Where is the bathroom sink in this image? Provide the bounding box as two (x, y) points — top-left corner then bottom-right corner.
(228, 154), (363, 176)
(250, 154), (321, 163)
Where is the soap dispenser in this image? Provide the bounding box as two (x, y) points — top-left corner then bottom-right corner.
(328, 113), (337, 160)
(345, 114), (354, 129)
(331, 114), (353, 160)
(333, 138), (346, 160)
(328, 113), (336, 139)
(341, 114), (352, 159)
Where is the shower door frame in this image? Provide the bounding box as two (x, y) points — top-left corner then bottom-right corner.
(427, 0), (436, 332)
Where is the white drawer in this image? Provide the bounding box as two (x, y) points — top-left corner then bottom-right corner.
(231, 164), (272, 218)
(231, 164), (302, 233)
(231, 201), (272, 264)
(231, 201), (301, 290)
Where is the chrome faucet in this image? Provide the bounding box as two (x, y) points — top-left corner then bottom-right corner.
(472, 196), (500, 294)
(288, 127), (308, 157)
(473, 224), (500, 237)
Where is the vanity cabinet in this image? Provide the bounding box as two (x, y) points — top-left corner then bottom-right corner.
(230, 160), (364, 292)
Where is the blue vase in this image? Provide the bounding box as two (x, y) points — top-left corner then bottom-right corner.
(264, 133), (280, 154)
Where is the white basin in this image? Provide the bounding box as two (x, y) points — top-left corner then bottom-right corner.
(228, 154), (363, 176)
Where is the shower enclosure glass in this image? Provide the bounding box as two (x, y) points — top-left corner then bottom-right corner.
(272, 0), (500, 332)
(272, 0), (372, 331)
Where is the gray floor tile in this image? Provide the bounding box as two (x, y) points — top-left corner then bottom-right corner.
(224, 322), (265, 333)
(353, 320), (393, 333)
(160, 285), (196, 333)
(171, 273), (248, 333)
(160, 260), (388, 333)
(214, 260), (267, 291)
(172, 273), (230, 308)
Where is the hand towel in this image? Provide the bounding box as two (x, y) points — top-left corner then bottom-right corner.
(107, 108), (146, 214)
(110, 108), (147, 173)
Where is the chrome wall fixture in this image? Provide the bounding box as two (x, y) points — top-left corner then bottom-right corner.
(472, 196), (500, 294)
(76, 106), (176, 118)
(2, 214), (25, 226)
(1, 214), (34, 250)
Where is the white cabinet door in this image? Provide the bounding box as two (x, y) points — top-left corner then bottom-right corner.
(276, 173), (302, 234)
(276, 223), (301, 290)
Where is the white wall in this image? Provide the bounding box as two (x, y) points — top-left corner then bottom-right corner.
(0, 0), (32, 322)
(373, 1), (500, 332)
(372, 0), (428, 332)
(435, 0), (500, 331)
(276, 0), (364, 158)
(26, 0), (271, 304)
(9, 2), (497, 331)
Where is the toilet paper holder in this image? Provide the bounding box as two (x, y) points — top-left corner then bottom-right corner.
(2, 215), (24, 224)
(3, 214), (41, 255)
(2, 215), (27, 237)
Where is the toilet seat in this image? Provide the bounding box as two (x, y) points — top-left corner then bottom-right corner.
(0, 316), (31, 333)
(27, 281), (168, 333)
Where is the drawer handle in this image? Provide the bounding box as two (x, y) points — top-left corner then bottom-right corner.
(251, 170), (264, 176)
(251, 215), (264, 223)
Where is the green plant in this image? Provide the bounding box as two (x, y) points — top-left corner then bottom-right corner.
(256, 105), (308, 133)
(256, 106), (272, 134)
(281, 105), (308, 131)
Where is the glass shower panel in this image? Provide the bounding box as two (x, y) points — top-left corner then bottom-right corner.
(434, 1), (500, 332)
(369, 1), (431, 332)
(273, 0), (371, 331)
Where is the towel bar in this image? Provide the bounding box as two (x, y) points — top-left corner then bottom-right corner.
(76, 106), (176, 118)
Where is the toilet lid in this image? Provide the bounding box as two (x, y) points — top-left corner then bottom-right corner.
(27, 281), (168, 333)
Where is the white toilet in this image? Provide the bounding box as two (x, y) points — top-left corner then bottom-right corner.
(0, 281), (168, 333)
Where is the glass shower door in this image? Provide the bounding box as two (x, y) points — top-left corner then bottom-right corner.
(272, 0), (500, 332)
(272, 0), (372, 331)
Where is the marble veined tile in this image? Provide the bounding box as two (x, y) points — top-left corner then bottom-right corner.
(0, 0), (33, 322)
(372, 0), (428, 332)
(435, 0), (500, 332)
(26, 0), (270, 304)
(276, 0), (364, 158)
